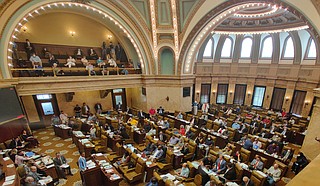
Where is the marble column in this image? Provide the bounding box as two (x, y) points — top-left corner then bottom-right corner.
(301, 88), (320, 160)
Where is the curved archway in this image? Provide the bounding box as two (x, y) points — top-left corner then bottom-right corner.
(159, 47), (174, 75)
(0, 1), (154, 78)
(179, 0), (319, 75)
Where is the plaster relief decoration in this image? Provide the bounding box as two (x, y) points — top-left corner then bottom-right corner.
(277, 69), (290, 76)
(257, 67), (269, 74)
(299, 69), (312, 77)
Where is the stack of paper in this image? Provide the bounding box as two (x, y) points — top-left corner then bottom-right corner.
(110, 174), (121, 180)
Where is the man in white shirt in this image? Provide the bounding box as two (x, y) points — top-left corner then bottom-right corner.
(29, 53), (42, 68)
(266, 163), (281, 185)
(59, 111), (68, 124)
(150, 146), (164, 161)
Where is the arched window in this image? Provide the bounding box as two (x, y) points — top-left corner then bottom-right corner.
(221, 37), (233, 58)
(283, 36), (294, 58)
(306, 38), (317, 59)
(260, 36), (273, 58)
(240, 37), (253, 58)
(203, 39), (213, 58)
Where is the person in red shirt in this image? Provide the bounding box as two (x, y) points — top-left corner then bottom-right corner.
(180, 125), (186, 136)
(149, 107), (156, 116)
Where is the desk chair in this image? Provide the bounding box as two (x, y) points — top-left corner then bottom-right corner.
(124, 158), (146, 183)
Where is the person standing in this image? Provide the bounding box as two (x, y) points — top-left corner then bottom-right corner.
(94, 103), (103, 114)
(78, 152), (87, 172)
(82, 102), (90, 115)
(101, 41), (107, 60)
(24, 39), (35, 60)
(74, 104), (81, 118)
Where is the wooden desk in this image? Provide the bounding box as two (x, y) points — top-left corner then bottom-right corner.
(80, 166), (103, 186)
(0, 157), (19, 186)
(93, 155), (123, 186)
(78, 140), (95, 158)
(134, 131), (145, 144)
(53, 125), (72, 139)
(72, 132), (86, 148)
(289, 132), (305, 146)
(81, 123), (92, 134)
(146, 163), (158, 181)
(173, 153), (184, 169)
(107, 135), (122, 151)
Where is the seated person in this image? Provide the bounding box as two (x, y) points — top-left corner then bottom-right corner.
(231, 121), (241, 130)
(81, 56), (89, 66)
(42, 47), (51, 58)
(185, 130), (195, 139)
(108, 58), (117, 67)
(204, 136), (214, 147)
(163, 120), (170, 129)
(179, 125), (186, 136)
(232, 150), (242, 163)
(146, 126), (156, 136)
(266, 143), (280, 155)
(249, 155), (264, 171)
(176, 163), (190, 178)
(217, 126), (228, 136)
(143, 122), (151, 133)
(89, 125), (96, 139)
(223, 163), (237, 181)
(176, 112), (183, 119)
(29, 53), (42, 68)
(15, 150), (29, 165)
(281, 148), (293, 163)
(266, 163), (281, 185)
(181, 143), (190, 155)
(88, 48), (98, 60)
(27, 166), (42, 183)
(74, 48), (83, 59)
(158, 131), (167, 142)
(51, 115), (60, 125)
(65, 56), (76, 68)
(202, 156), (214, 169)
(144, 141), (157, 155)
(220, 144), (233, 156)
(21, 130), (39, 147)
(243, 138), (253, 150)
(213, 155), (226, 174)
(291, 152), (308, 174)
(252, 137), (262, 150)
(48, 55), (59, 67)
(96, 57), (105, 67)
(10, 137), (23, 149)
(241, 176), (254, 186)
(116, 151), (131, 166)
(105, 122), (114, 132)
(150, 145), (164, 162)
(168, 135), (180, 146)
(146, 177), (158, 186)
(87, 113), (97, 123)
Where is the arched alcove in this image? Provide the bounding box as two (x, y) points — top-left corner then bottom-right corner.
(160, 48), (174, 75)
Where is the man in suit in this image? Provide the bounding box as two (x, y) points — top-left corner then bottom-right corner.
(82, 102), (90, 115)
(241, 176), (254, 186)
(24, 39), (35, 60)
(158, 131), (167, 142)
(138, 110), (145, 119)
(213, 155), (227, 174)
(53, 152), (71, 179)
(223, 163), (237, 181)
(151, 145), (164, 162)
(27, 166), (41, 183)
(94, 103), (103, 114)
(10, 137), (23, 149)
(250, 155), (264, 171)
(157, 106), (165, 116)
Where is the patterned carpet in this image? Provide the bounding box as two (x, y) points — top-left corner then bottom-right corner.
(33, 127), (145, 186)
(33, 127), (82, 186)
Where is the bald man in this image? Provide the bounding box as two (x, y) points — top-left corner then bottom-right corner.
(266, 163), (281, 185)
(179, 163), (190, 178)
(27, 166), (41, 182)
(241, 176), (254, 186)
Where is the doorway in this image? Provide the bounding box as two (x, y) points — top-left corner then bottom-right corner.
(111, 88), (127, 111)
(33, 94), (59, 127)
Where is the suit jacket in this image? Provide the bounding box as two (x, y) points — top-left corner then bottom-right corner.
(24, 42), (34, 53)
(224, 167), (237, 180)
(198, 166), (210, 186)
(10, 139), (22, 149)
(159, 133), (167, 142)
(53, 156), (67, 166)
(94, 103), (102, 111)
(250, 159), (264, 170)
(82, 105), (90, 114)
(138, 111), (145, 119)
(214, 159), (226, 173)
